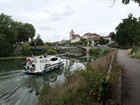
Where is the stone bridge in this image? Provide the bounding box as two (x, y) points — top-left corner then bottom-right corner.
(55, 45), (93, 56)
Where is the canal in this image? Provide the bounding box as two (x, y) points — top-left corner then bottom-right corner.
(0, 56), (92, 105)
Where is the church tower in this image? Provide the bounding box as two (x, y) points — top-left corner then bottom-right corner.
(69, 29), (74, 41)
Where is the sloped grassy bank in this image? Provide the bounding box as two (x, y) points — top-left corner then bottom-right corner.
(38, 48), (120, 105)
(128, 47), (140, 61)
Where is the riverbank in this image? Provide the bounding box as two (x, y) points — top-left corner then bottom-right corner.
(127, 48), (140, 61)
(0, 53), (65, 60)
(0, 56), (27, 60)
(38, 49), (120, 105)
(134, 48), (140, 60)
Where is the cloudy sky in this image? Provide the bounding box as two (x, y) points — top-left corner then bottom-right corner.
(0, 0), (139, 42)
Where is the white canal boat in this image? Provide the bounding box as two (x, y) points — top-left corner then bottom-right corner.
(23, 55), (64, 74)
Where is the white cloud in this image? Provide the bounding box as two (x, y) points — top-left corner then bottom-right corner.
(0, 0), (140, 42)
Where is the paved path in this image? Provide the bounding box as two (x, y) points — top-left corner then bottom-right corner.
(118, 49), (140, 105)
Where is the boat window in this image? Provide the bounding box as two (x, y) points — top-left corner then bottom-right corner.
(50, 58), (58, 61)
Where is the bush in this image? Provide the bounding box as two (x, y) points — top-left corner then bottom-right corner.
(89, 48), (101, 56)
(0, 45), (15, 57)
(0, 40), (15, 57)
(38, 49), (120, 105)
(127, 49), (132, 55)
(47, 49), (57, 55)
(100, 49), (110, 57)
(79, 69), (105, 101)
(108, 43), (118, 48)
(38, 74), (91, 105)
(89, 48), (110, 58)
(87, 49), (120, 104)
(134, 49), (140, 60)
(21, 42), (31, 56)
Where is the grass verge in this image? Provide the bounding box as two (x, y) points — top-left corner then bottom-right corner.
(38, 49), (120, 105)
(134, 48), (140, 60)
(127, 47), (140, 61)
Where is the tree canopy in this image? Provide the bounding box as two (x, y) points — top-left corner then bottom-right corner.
(0, 13), (18, 43)
(30, 34), (44, 46)
(0, 13), (18, 56)
(0, 13), (36, 57)
(122, 0), (140, 5)
(15, 22), (35, 42)
(115, 13), (140, 48)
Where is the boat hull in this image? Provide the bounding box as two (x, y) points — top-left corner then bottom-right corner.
(23, 58), (64, 75)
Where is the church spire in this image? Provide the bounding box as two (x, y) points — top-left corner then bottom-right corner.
(71, 29), (74, 33)
(69, 29), (74, 41)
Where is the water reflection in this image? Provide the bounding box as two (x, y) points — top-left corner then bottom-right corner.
(0, 58), (25, 73)
(0, 58), (86, 105)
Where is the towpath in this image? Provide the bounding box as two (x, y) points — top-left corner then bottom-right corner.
(117, 49), (140, 105)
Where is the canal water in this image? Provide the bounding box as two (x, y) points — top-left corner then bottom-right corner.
(0, 56), (89, 105)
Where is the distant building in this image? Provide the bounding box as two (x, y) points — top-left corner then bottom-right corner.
(104, 32), (114, 44)
(83, 32), (100, 41)
(69, 29), (81, 43)
(82, 33), (101, 47)
(69, 30), (102, 47)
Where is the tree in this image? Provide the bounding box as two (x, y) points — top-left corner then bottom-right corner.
(15, 22), (36, 43)
(115, 13), (140, 47)
(99, 37), (109, 45)
(134, 19), (140, 46)
(0, 13), (18, 43)
(32, 34), (44, 46)
(122, 0), (140, 5)
(0, 13), (36, 57)
(24, 23), (36, 41)
(0, 13), (18, 56)
(110, 32), (116, 40)
(21, 42), (31, 56)
(112, 0), (140, 6)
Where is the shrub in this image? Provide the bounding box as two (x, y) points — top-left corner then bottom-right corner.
(21, 42), (31, 56)
(134, 49), (140, 60)
(38, 49), (120, 105)
(38, 74), (91, 105)
(79, 69), (105, 101)
(87, 49), (120, 104)
(47, 49), (57, 55)
(89, 48), (101, 56)
(100, 49), (110, 57)
(127, 49), (132, 55)
(108, 43), (118, 48)
(0, 45), (15, 57)
(89, 48), (110, 59)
